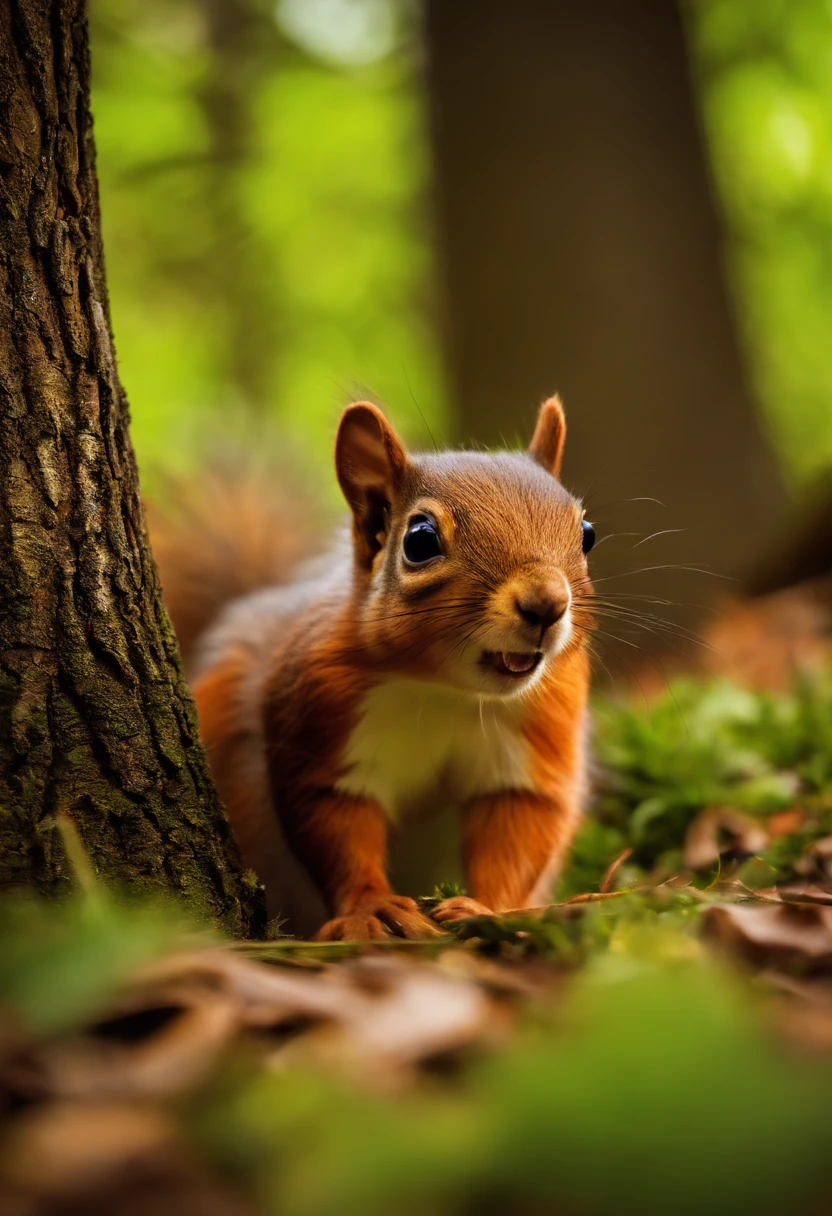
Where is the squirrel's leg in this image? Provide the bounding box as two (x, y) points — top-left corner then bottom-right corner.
(282, 792), (444, 941)
(433, 791), (577, 924)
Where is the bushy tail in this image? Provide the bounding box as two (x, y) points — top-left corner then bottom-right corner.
(146, 461), (322, 668)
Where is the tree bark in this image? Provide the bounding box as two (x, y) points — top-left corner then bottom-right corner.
(424, 0), (787, 638)
(0, 0), (263, 934)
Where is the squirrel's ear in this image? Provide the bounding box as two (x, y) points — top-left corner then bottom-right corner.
(528, 395), (566, 478)
(336, 402), (408, 560)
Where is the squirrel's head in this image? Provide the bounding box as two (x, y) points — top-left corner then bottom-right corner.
(335, 398), (595, 698)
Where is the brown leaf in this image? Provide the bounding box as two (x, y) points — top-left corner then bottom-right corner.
(776, 883), (832, 906)
(683, 807), (769, 869)
(703, 902), (832, 971)
(808, 837), (832, 885)
(0, 1102), (177, 1195)
(436, 948), (547, 999)
(767, 808), (806, 837)
(313, 954), (502, 1078)
(810, 835), (832, 859)
(0, 1101), (253, 1215)
(35, 987), (240, 1100)
(91, 948), (504, 1088)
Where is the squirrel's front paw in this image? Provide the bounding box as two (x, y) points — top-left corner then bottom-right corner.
(314, 913), (389, 942)
(432, 896), (494, 924)
(315, 896), (445, 942)
(370, 895), (446, 939)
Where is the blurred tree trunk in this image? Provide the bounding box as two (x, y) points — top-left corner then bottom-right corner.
(197, 0), (279, 411)
(0, 0), (262, 934)
(424, 0), (787, 644)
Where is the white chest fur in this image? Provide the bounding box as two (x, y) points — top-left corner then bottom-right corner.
(335, 678), (536, 822)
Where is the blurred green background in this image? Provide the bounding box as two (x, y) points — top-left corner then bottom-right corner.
(691, 0), (832, 487)
(90, 0), (832, 580)
(92, 0), (444, 492)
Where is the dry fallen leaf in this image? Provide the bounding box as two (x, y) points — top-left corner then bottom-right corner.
(775, 883), (832, 906)
(801, 836), (832, 886)
(703, 902), (832, 971)
(0, 946), (520, 1109)
(767, 809), (806, 838)
(0, 1101), (177, 1194)
(683, 807), (769, 870)
(273, 954), (503, 1082)
(32, 986), (241, 1101)
(811, 836), (832, 859)
(0, 1100), (252, 1215)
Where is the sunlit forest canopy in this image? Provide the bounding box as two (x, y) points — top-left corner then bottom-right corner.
(91, 0), (832, 490)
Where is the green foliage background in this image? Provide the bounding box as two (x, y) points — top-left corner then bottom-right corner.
(91, 0), (445, 493)
(691, 0), (832, 486)
(90, 0), (832, 494)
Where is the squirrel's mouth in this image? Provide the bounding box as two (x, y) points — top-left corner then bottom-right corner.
(482, 650), (543, 679)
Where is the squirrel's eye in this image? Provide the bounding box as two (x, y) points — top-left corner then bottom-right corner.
(581, 520), (596, 555)
(403, 517), (442, 565)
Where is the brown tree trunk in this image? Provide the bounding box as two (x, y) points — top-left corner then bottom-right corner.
(0, 0), (263, 934)
(424, 0), (787, 641)
(195, 0), (280, 411)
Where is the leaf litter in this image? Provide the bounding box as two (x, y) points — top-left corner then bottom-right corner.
(5, 673), (832, 1212)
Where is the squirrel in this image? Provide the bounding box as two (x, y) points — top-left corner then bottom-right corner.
(149, 396), (596, 940)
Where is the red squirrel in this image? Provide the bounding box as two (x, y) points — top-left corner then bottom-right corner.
(151, 397), (596, 940)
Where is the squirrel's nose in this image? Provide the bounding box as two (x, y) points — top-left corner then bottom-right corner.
(515, 583), (570, 634)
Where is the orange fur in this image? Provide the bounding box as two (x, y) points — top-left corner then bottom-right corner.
(463, 791), (573, 910)
(156, 399), (597, 939)
(476, 649), (590, 911)
(147, 462), (320, 669)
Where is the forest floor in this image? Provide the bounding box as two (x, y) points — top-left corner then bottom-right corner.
(3, 673), (832, 1215)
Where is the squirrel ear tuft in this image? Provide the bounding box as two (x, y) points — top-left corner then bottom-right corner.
(336, 403), (408, 560)
(528, 394), (566, 478)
